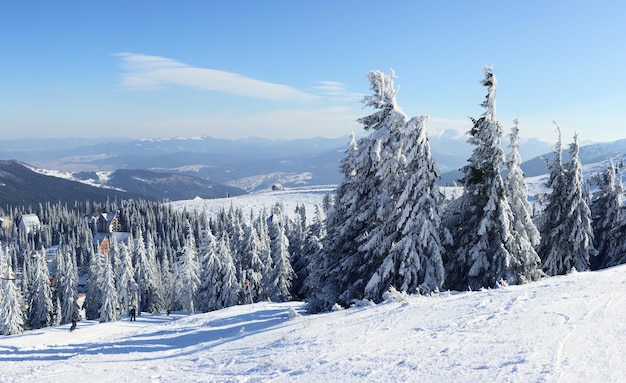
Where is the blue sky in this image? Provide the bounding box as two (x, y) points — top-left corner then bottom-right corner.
(2, 1), (625, 143)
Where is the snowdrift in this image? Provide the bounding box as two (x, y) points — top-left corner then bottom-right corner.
(2, 265), (626, 382)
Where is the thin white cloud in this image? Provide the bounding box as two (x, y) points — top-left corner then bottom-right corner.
(114, 53), (318, 102)
(311, 80), (364, 102)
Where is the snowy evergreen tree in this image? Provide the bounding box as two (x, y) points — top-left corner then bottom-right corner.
(539, 133), (595, 275)
(85, 250), (105, 320)
(505, 118), (543, 283)
(0, 269), (25, 335)
(287, 205), (307, 300)
(265, 203), (294, 302)
(299, 206), (325, 299)
(134, 229), (161, 313)
(145, 231), (164, 312)
(0, 249), (24, 335)
(443, 66), (519, 290)
(28, 252), (53, 329)
(307, 70), (407, 311)
(99, 253), (119, 322)
(55, 245), (79, 324)
(240, 221), (265, 303)
(116, 240), (135, 316)
(217, 233), (239, 308)
(365, 115), (445, 299)
(591, 163), (626, 268)
(159, 253), (173, 312)
(256, 209), (273, 301)
(198, 226), (222, 312)
(174, 226), (201, 314)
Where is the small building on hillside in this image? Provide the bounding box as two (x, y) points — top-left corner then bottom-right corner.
(19, 214), (41, 235)
(97, 212), (121, 233)
(93, 211), (130, 250)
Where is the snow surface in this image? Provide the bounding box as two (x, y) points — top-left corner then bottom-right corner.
(169, 186), (335, 224)
(2, 266), (626, 382)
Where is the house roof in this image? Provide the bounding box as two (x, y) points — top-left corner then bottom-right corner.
(99, 212), (117, 223)
(19, 214), (41, 227)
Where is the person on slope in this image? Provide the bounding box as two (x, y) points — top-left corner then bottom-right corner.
(70, 309), (79, 332)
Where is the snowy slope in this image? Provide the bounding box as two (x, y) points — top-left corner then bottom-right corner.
(169, 186), (335, 224)
(2, 266), (626, 382)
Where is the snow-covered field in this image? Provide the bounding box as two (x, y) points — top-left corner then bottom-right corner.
(169, 186), (335, 224)
(2, 265), (626, 382)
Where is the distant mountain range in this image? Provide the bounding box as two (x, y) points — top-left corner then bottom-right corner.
(0, 134), (625, 208)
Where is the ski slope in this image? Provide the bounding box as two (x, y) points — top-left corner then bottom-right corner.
(2, 265), (626, 382)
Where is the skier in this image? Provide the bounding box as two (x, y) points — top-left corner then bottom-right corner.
(70, 309), (79, 332)
(130, 306), (136, 322)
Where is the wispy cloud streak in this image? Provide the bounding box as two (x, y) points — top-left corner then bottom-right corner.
(115, 53), (317, 101)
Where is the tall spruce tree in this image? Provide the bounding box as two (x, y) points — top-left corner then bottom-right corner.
(539, 132), (595, 274)
(365, 115), (445, 299)
(116, 240), (135, 316)
(99, 253), (119, 322)
(0, 250), (24, 335)
(198, 226), (222, 312)
(306, 70), (407, 312)
(85, 250), (105, 320)
(217, 233), (239, 308)
(591, 163), (626, 269)
(505, 118), (543, 283)
(55, 245), (79, 324)
(266, 203), (294, 302)
(28, 252), (53, 329)
(240, 222), (265, 303)
(0, 268), (24, 335)
(444, 66), (518, 290)
(174, 227), (201, 314)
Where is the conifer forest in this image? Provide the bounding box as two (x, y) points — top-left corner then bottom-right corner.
(1, 67), (623, 335)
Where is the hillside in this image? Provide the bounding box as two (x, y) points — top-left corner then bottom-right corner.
(0, 160), (154, 207)
(2, 264), (625, 382)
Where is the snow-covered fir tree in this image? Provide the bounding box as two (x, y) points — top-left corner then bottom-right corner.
(365, 115), (445, 299)
(240, 220), (265, 303)
(0, 267), (25, 335)
(28, 251), (53, 329)
(266, 203), (294, 302)
(133, 229), (161, 313)
(539, 132), (595, 275)
(99, 252), (119, 322)
(115, 239), (135, 316)
(287, 204), (307, 300)
(443, 66), (519, 290)
(54, 244), (79, 324)
(299, 206), (325, 299)
(591, 163), (626, 269)
(159, 252), (173, 312)
(174, 226), (201, 314)
(306, 70), (407, 311)
(217, 233), (239, 308)
(504, 118), (543, 283)
(198, 226), (222, 312)
(85, 250), (105, 320)
(0, 248), (24, 335)
(144, 231), (164, 312)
